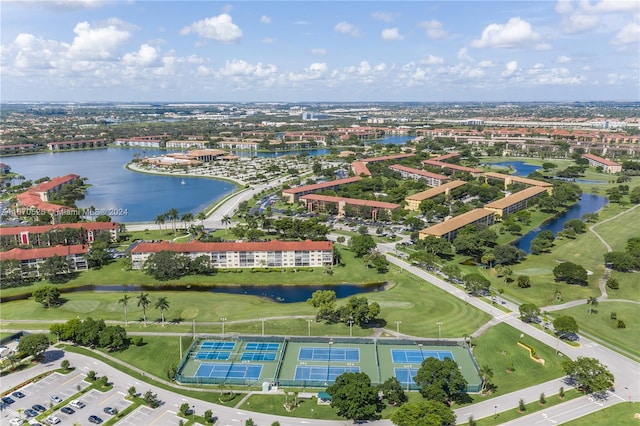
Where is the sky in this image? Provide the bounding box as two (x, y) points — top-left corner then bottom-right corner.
(1, 0), (639, 103)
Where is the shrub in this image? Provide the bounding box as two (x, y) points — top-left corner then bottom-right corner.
(617, 320), (626, 329)
(610, 312), (617, 320)
(606, 278), (619, 289)
(539, 393), (546, 405)
(518, 398), (526, 412)
(559, 387), (565, 398)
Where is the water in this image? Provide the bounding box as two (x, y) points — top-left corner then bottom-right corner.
(367, 135), (415, 145)
(0, 283), (386, 304)
(515, 193), (609, 253)
(1, 149), (236, 222)
(488, 161), (540, 177)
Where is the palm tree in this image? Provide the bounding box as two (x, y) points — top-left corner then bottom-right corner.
(586, 296), (598, 315)
(137, 292), (151, 326)
(221, 214), (232, 229)
(155, 296), (170, 326)
(167, 208), (179, 234)
(196, 212), (206, 227)
(155, 214), (166, 231)
(479, 365), (494, 393)
(118, 294), (130, 326)
(181, 212), (194, 230)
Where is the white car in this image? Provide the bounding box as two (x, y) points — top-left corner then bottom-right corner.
(46, 416), (61, 425)
(9, 418), (23, 426)
(50, 395), (62, 404)
(69, 400), (85, 409)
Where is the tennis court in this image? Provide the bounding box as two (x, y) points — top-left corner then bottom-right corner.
(241, 352), (277, 361)
(245, 342), (280, 351)
(194, 351), (231, 361)
(195, 363), (263, 380)
(298, 347), (360, 362)
(394, 367), (419, 385)
(200, 341), (236, 351)
(294, 365), (360, 382)
(391, 349), (454, 363)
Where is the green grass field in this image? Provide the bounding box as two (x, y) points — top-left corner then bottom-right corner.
(554, 301), (640, 361)
(561, 402), (640, 425)
(470, 323), (566, 399)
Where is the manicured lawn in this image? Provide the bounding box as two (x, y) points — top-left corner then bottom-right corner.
(239, 393), (343, 421)
(589, 204), (640, 252)
(469, 323), (567, 400)
(606, 270), (640, 302)
(554, 301), (640, 361)
(562, 402), (640, 426)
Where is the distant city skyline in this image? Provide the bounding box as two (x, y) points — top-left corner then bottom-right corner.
(1, 0), (639, 102)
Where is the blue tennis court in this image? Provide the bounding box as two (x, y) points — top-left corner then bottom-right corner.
(245, 342), (280, 351)
(294, 365), (360, 382)
(298, 347), (360, 362)
(241, 352), (277, 361)
(195, 363), (263, 380)
(391, 349), (454, 364)
(200, 341), (235, 351)
(195, 351), (231, 361)
(394, 367), (419, 385)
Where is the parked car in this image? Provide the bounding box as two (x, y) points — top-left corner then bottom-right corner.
(9, 418), (23, 426)
(88, 415), (103, 424)
(70, 400), (85, 409)
(24, 408), (39, 417)
(1, 396), (15, 405)
(103, 407), (117, 415)
(33, 404), (47, 412)
(46, 416), (61, 424)
(11, 391), (25, 398)
(61, 406), (75, 414)
(50, 395), (62, 404)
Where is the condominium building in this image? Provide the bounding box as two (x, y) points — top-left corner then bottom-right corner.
(282, 177), (362, 203)
(482, 172), (554, 193)
(483, 187), (547, 218)
(299, 194), (400, 219)
(418, 209), (495, 242)
(0, 244), (89, 278)
(582, 153), (622, 173)
(130, 240), (334, 270)
(405, 180), (467, 211)
(0, 222), (120, 246)
(389, 164), (450, 187)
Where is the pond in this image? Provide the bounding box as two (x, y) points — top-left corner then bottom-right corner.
(515, 193), (609, 254)
(0, 283), (387, 304)
(487, 161), (540, 177)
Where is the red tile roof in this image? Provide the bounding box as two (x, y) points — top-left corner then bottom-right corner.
(422, 160), (483, 174)
(361, 153), (415, 163)
(283, 177), (362, 194)
(36, 174), (80, 192)
(582, 153), (621, 167)
(300, 194), (400, 209)
(0, 244), (88, 261)
(351, 162), (372, 176)
(389, 164), (450, 180)
(131, 239), (332, 254)
(0, 222), (119, 236)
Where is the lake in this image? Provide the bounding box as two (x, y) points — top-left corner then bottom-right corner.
(0, 283), (386, 304)
(515, 193), (609, 253)
(2, 149), (236, 222)
(488, 161), (540, 177)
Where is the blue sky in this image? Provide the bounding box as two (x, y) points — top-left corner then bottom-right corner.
(1, 0), (638, 102)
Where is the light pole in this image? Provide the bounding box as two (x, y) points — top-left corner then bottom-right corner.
(348, 317), (354, 338)
(261, 318), (265, 336)
(494, 405), (498, 418)
(436, 322), (443, 339)
(395, 320), (402, 336)
(220, 317), (227, 336)
(307, 319), (312, 336)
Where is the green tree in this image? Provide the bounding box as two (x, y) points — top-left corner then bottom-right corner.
(414, 357), (468, 405)
(307, 290), (336, 321)
(33, 286), (61, 308)
(479, 365), (494, 393)
(143, 390), (160, 408)
(155, 296), (170, 326)
(390, 400), (456, 426)
(379, 377), (407, 406)
(349, 234), (377, 257)
(98, 325), (128, 351)
(562, 357), (614, 394)
(326, 372), (383, 422)
(462, 273), (490, 294)
(118, 294), (130, 326)
(553, 315), (579, 335)
(17, 333), (50, 358)
(137, 292), (151, 326)
(516, 275), (532, 288)
(143, 250), (191, 280)
(519, 303), (540, 323)
(586, 297), (598, 315)
(40, 254), (74, 282)
(553, 262), (588, 285)
(344, 296), (381, 326)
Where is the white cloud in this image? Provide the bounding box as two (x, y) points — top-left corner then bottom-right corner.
(40, 0), (106, 10)
(122, 44), (159, 67)
(471, 17), (542, 48)
(357, 61), (372, 75)
(260, 15), (271, 24)
(261, 37), (276, 44)
(371, 12), (395, 22)
(335, 22), (361, 37)
(420, 55), (444, 65)
(502, 60), (519, 77)
(478, 60), (496, 68)
(561, 11), (599, 34)
(381, 28), (404, 41)
(218, 59), (277, 79)
(418, 20), (449, 40)
(310, 48), (327, 56)
(68, 21), (131, 60)
(288, 62), (328, 81)
(557, 55), (572, 63)
(611, 21), (640, 45)
(181, 14), (242, 43)
(555, 0), (573, 14)
(530, 67), (585, 86)
(457, 47), (473, 61)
